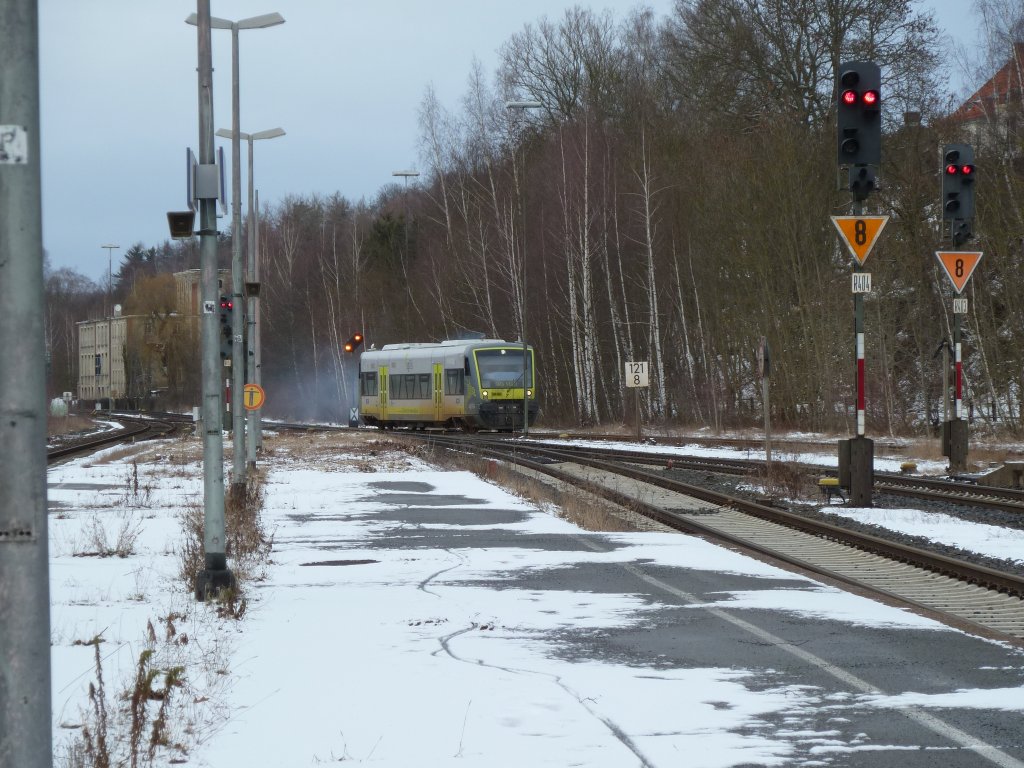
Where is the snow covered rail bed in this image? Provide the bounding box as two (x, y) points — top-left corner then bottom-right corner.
(421, 434), (1024, 645)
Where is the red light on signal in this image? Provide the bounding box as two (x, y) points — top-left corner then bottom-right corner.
(343, 331), (364, 353)
(945, 164), (959, 175)
(961, 164), (975, 176)
(861, 90), (879, 106)
(841, 89), (857, 105)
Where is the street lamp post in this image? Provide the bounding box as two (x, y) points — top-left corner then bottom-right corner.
(188, 10), (284, 502)
(101, 243), (119, 410)
(391, 169), (419, 261)
(185, 0), (235, 601)
(216, 127), (284, 473)
(505, 101), (542, 436)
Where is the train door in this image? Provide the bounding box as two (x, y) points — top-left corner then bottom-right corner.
(432, 363), (443, 422)
(379, 366), (389, 422)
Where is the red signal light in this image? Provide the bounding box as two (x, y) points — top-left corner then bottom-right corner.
(343, 331), (364, 354)
(961, 164), (974, 176)
(841, 89), (857, 105)
(861, 90), (879, 106)
(945, 164), (959, 175)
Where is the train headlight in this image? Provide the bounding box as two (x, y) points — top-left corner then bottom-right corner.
(526, 389), (533, 397)
(482, 390), (489, 398)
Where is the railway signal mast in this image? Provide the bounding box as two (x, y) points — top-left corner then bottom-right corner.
(344, 332), (364, 426)
(834, 61), (883, 506)
(937, 143), (981, 472)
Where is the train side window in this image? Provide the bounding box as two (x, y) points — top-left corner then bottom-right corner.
(360, 372), (378, 397)
(445, 369), (464, 395)
(417, 373), (431, 398)
(464, 356), (470, 375)
(391, 374), (419, 400)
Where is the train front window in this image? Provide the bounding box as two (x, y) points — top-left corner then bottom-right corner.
(475, 348), (532, 388)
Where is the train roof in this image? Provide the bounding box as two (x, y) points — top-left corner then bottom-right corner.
(375, 339), (514, 351)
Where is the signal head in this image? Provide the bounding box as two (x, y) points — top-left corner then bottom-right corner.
(941, 143), (976, 226)
(836, 61), (881, 169)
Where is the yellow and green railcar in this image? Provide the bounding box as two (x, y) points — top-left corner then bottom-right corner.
(359, 339), (538, 431)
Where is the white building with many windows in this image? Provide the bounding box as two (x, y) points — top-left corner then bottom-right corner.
(77, 307), (130, 405)
(77, 269), (230, 406)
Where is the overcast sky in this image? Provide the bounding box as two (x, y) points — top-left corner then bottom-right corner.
(38, 0), (979, 285)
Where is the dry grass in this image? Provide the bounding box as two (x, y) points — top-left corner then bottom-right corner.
(752, 461), (816, 502)
(176, 469), (271, 601)
(89, 444), (150, 465)
(419, 441), (640, 532)
(48, 413), (96, 437)
(65, 632), (188, 768)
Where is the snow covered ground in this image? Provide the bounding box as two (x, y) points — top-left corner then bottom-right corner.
(45, 429), (1024, 766)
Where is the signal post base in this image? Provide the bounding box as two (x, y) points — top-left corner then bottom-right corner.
(942, 419), (968, 472)
(838, 436), (874, 507)
(194, 553), (236, 602)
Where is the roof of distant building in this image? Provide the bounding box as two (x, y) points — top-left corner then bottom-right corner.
(950, 42), (1024, 123)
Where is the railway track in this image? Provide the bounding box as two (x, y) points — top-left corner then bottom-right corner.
(422, 434), (1024, 645)
(517, 438), (1024, 515)
(47, 413), (183, 464)
(526, 429), (915, 456)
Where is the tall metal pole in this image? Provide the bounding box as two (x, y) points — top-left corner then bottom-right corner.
(953, 312), (963, 421)
(101, 244), (118, 410)
(254, 188), (264, 450)
(228, 23), (247, 499)
(194, 0), (232, 599)
(246, 135), (258, 471)
(187, 12), (282, 492)
(505, 101), (542, 435)
(101, 244), (119, 316)
(520, 158), (529, 438)
(850, 197), (872, 507)
(0, 1), (52, 765)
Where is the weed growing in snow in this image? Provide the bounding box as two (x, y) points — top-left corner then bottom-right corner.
(63, 633), (188, 768)
(122, 461), (153, 508)
(75, 509), (142, 558)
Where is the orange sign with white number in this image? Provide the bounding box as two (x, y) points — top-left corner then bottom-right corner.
(242, 383), (266, 410)
(935, 251), (982, 294)
(831, 215), (889, 265)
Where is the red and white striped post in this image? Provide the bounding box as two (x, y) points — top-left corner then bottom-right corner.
(856, 330), (866, 436)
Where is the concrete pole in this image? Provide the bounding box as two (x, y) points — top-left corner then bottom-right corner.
(0, 1), (53, 765)
(194, 0), (233, 599)
(228, 24), (247, 499)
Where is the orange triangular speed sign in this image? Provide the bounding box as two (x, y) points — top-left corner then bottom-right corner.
(935, 251), (983, 294)
(831, 215), (889, 265)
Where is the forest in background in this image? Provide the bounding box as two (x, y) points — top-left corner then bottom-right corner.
(44, 0), (1024, 434)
